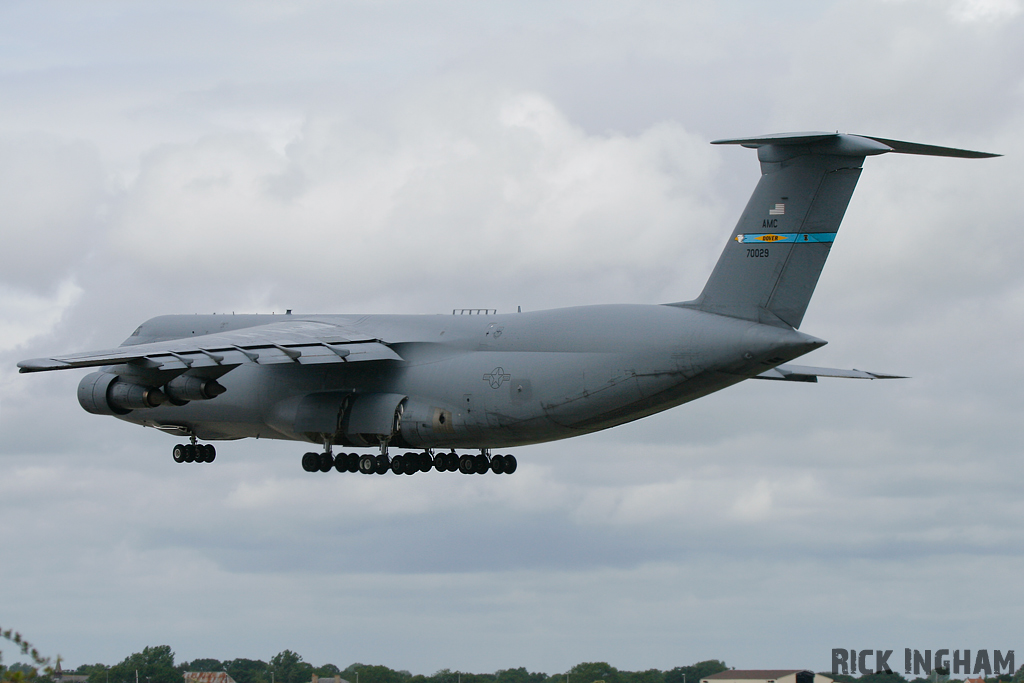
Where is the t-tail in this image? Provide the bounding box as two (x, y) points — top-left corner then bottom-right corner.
(676, 132), (998, 329)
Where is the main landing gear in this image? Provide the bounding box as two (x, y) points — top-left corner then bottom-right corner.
(172, 436), (216, 464)
(300, 449), (517, 475)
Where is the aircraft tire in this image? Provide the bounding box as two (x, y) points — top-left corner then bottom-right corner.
(474, 454), (489, 474)
(204, 445), (216, 462)
(358, 454), (376, 474)
(318, 452), (334, 472)
(490, 454), (505, 474)
(459, 454), (475, 474)
(432, 453), (447, 472)
(334, 455), (348, 473)
(503, 454), (517, 474)
(172, 444), (186, 463)
(374, 454), (390, 475)
(301, 452), (319, 472)
(446, 453), (460, 472)
(347, 453), (360, 473)
(419, 453), (433, 473)
(390, 454), (405, 474)
(184, 445), (197, 463)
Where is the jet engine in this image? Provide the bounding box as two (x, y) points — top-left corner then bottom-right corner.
(78, 371), (229, 414)
(164, 375), (226, 405)
(78, 371), (167, 415)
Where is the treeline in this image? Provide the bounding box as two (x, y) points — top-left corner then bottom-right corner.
(41, 648), (729, 683)
(829, 673), (1022, 683)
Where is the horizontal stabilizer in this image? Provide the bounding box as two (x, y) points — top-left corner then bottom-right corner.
(712, 132), (1000, 159)
(754, 363), (907, 383)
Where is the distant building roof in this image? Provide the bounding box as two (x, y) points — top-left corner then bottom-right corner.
(311, 675), (349, 683)
(701, 671), (830, 683)
(704, 673), (809, 681)
(184, 673), (237, 683)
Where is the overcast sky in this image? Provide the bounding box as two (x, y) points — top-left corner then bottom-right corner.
(1, 0), (1023, 677)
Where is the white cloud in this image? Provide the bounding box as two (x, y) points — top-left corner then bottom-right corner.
(0, 279), (82, 354)
(949, 0), (1022, 22)
(101, 89), (718, 315)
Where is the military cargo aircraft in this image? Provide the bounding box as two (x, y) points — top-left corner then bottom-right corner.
(18, 132), (997, 476)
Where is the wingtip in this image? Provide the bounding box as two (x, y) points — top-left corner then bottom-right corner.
(17, 358), (69, 373)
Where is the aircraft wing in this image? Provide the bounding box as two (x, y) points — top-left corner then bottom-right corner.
(753, 363), (906, 383)
(17, 320), (403, 373)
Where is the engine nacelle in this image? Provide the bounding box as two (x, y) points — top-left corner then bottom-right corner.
(164, 375), (226, 404)
(78, 372), (167, 415)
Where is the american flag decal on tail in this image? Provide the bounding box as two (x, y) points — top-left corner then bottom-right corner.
(769, 203), (785, 215)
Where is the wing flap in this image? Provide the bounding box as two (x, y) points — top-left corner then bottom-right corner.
(754, 363), (906, 382)
(18, 320), (403, 373)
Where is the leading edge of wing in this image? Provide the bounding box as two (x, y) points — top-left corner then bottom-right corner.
(753, 363), (907, 383)
(17, 320), (403, 373)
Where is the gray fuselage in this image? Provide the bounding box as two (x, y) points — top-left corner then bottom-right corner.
(118, 304), (823, 449)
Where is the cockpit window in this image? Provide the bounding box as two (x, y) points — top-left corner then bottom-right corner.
(131, 326), (142, 336)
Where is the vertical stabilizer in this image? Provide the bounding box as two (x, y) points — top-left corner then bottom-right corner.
(677, 132), (998, 329)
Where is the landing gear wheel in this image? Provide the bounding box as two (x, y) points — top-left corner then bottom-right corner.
(490, 454), (505, 474)
(503, 454), (517, 474)
(374, 454), (390, 475)
(433, 453), (447, 472)
(419, 453), (432, 473)
(347, 453), (360, 473)
(319, 452), (334, 473)
(474, 454), (489, 474)
(446, 452), (460, 472)
(334, 454), (348, 473)
(459, 454), (476, 474)
(358, 454), (376, 474)
(403, 453), (418, 475)
(203, 444), (216, 462)
(391, 454), (406, 475)
(301, 452), (319, 472)
(184, 445), (197, 463)
(172, 444), (186, 463)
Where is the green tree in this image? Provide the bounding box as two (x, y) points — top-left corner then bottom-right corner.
(269, 652), (312, 683)
(664, 661), (727, 683)
(313, 666), (341, 679)
(495, 668), (546, 683)
(0, 628), (52, 678)
(425, 669), (457, 683)
(340, 665), (408, 683)
(567, 663), (620, 683)
(106, 646), (179, 683)
(858, 672), (907, 683)
(622, 670), (663, 683)
(3, 663), (39, 683)
(223, 659), (268, 683)
(75, 665), (108, 681)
